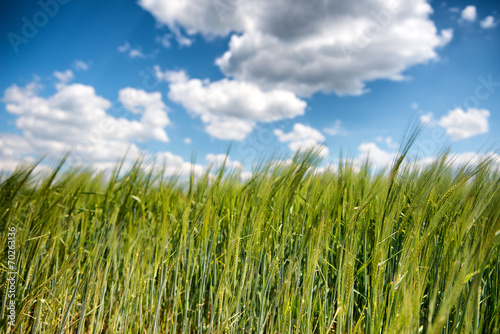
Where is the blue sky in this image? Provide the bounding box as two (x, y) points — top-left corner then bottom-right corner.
(1, 0), (499, 174)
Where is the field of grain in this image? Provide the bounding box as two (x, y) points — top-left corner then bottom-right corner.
(1, 135), (499, 333)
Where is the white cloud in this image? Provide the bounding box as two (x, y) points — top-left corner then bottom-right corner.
(357, 142), (395, 169)
(415, 151), (500, 170)
(461, 5), (477, 22)
(345, 142), (500, 173)
(140, 0), (453, 97)
(53, 69), (74, 85)
(203, 118), (255, 141)
(1, 81), (172, 171)
(0, 152), (53, 177)
(376, 136), (398, 149)
(438, 108), (489, 141)
(158, 69), (306, 140)
(419, 108), (490, 141)
(240, 171), (253, 181)
(411, 102), (419, 109)
(217, 10), (453, 97)
(118, 42), (130, 52)
(146, 152), (246, 181)
(274, 123), (328, 157)
(350, 142), (500, 173)
(130, 49), (145, 59)
(446, 152), (500, 168)
(419, 112), (434, 125)
(74, 60), (90, 71)
(438, 28), (453, 46)
(1, 131), (209, 181)
(268, 159), (294, 170)
(170, 26), (193, 46)
(184, 137), (192, 144)
(309, 163), (339, 175)
(324, 120), (348, 136)
(206, 153), (243, 170)
(4, 81), (110, 146)
(0, 134), (36, 163)
(156, 34), (171, 48)
(155, 29), (193, 48)
(154, 66), (189, 83)
(0, 79), (252, 179)
(118, 42), (146, 59)
(154, 151), (205, 178)
(138, 0), (242, 37)
(480, 16), (496, 29)
(118, 87), (171, 142)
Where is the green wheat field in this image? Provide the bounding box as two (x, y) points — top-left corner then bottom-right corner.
(1, 129), (499, 333)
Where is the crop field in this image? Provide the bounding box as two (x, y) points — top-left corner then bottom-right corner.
(1, 134), (500, 333)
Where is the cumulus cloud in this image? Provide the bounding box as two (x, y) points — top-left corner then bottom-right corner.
(309, 163), (339, 176)
(138, 0), (242, 37)
(140, 0), (453, 97)
(206, 153), (243, 170)
(420, 108), (490, 141)
(0, 152), (54, 178)
(274, 123), (328, 157)
(157, 68), (306, 140)
(357, 142), (395, 169)
(415, 151), (500, 171)
(153, 151), (205, 178)
(461, 6), (477, 22)
(154, 66), (189, 82)
(438, 108), (489, 141)
(118, 87), (171, 142)
(353, 142), (500, 172)
(144, 153), (246, 181)
(445, 151), (500, 168)
(0, 134), (39, 172)
(480, 16), (497, 29)
(216, 7), (453, 96)
(0, 81), (172, 171)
